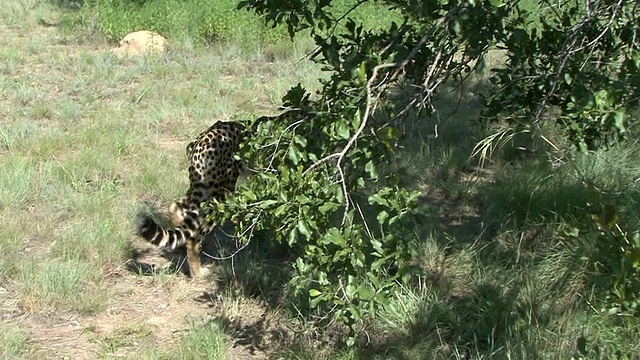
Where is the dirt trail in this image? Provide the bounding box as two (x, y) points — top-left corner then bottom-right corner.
(4, 273), (208, 358)
(4, 265), (271, 359)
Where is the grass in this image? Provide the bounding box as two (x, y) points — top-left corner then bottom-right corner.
(148, 321), (228, 360)
(1, 0), (639, 358)
(0, 0), (321, 357)
(19, 259), (105, 314)
(86, 322), (154, 356)
(84, 319), (227, 360)
(0, 322), (30, 360)
(0, 156), (37, 209)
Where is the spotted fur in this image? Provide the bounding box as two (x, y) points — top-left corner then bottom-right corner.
(136, 121), (246, 277)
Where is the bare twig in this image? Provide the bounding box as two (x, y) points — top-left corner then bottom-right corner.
(532, 0), (627, 124)
(267, 117), (307, 170)
(201, 210), (263, 261)
(301, 7), (465, 223)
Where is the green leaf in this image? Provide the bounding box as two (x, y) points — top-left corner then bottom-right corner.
(371, 256), (389, 271)
(295, 257), (306, 272)
(377, 126), (399, 141)
(348, 306), (361, 321)
(297, 220), (313, 239)
(631, 233), (640, 248)
(614, 109), (627, 133)
(296, 194), (313, 204)
(345, 336), (356, 347)
(242, 189), (257, 201)
(370, 238), (384, 254)
(450, 19), (462, 35)
(368, 193), (389, 206)
(564, 72), (573, 85)
(321, 228), (346, 246)
(629, 249), (640, 268)
(336, 121), (350, 139)
(366, 272), (381, 287)
(310, 294), (326, 308)
(318, 202), (337, 214)
(401, 271), (412, 284)
(274, 204), (288, 216)
(293, 134), (307, 147)
(309, 289), (322, 297)
(288, 145), (302, 165)
(352, 252), (365, 268)
(356, 61), (366, 82)
(288, 229), (298, 246)
(376, 210), (389, 224)
(357, 285), (373, 300)
(258, 199), (279, 208)
(365, 160), (378, 180)
(335, 186), (345, 203)
(333, 249), (349, 261)
(345, 284), (356, 298)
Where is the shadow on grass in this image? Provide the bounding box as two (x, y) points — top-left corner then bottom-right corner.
(126, 211), (247, 278)
(354, 274), (565, 359)
(210, 227), (299, 307)
(217, 313), (290, 356)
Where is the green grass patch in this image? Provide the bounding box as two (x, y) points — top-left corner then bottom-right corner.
(69, 0), (288, 46)
(128, 321), (228, 360)
(52, 217), (130, 265)
(0, 220), (27, 279)
(18, 259), (105, 314)
(0, 322), (30, 360)
(482, 141), (640, 229)
(0, 45), (22, 75)
(481, 161), (593, 227)
(58, 0), (402, 51)
(167, 321), (228, 360)
(87, 322), (154, 357)
(0, 155), (38, 210)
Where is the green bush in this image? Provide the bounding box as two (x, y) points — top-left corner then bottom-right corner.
(76, 0), (287, 44)
(574, 204), (640, 316)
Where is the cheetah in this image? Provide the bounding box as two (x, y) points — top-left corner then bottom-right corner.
(136, 120), (247, 278)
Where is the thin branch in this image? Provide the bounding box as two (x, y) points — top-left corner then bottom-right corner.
(302, 63), (395, 226)
(532, 0), (627, 124)
(201, 210), (262, 261)
(301, 152), (341, 176)
(267, 118), (306, 170)
(390, 6), (460, 81)
(328, 0), (369, 37)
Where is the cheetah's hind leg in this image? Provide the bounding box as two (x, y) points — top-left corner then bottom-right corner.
(185, 235), (207, 278)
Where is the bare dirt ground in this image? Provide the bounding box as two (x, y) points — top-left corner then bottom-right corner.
(3, 231), (277, 359)
(2, 221), (277, 359)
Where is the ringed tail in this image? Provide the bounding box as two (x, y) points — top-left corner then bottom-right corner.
(136, 214), (195, 251)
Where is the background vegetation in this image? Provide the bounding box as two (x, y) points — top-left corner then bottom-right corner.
(1, 0), (639, 358)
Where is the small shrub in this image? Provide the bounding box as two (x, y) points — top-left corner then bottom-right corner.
(67, 0), (287, 46)
(586, 204), (640, 316)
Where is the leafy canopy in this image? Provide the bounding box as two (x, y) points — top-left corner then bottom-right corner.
(211, 0), (640, 343)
